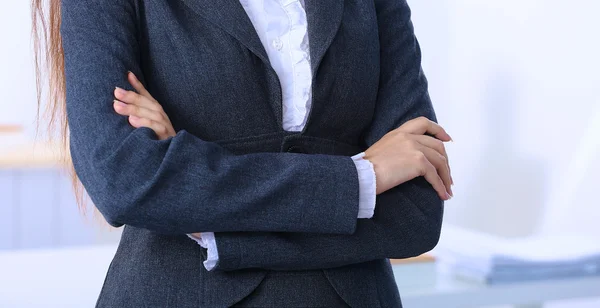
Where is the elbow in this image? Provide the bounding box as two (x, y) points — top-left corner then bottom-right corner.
(389, 214), (442, 259)
(420, 196), (444, 254)
(386, 212), (443, 259)
(419, 205), (443, 255)
(69, 124), (174, 229)
(408, 198), (444, 258)
(384, 184), (444, 259)
(72, 152), (144, 228)
(89, 160), (165, 229)
(408, 179), (445, 256)
(87, 179), (139, 228)
(95, 196), (133, 228)
(71, 130), (163, 228)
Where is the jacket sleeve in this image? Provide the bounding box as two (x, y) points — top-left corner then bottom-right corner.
(60, 0), (362, 235)
(209, 0), (444, 271)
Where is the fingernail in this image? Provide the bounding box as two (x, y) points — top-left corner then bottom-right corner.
(114, 100), (125, 106)
(446, 192), (452, 200)
(130, 115), (140, 121)
(115, 86), (127, 97)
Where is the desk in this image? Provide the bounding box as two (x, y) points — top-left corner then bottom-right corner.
(394, 265), (600, 308)
(0, 245), (599, 308)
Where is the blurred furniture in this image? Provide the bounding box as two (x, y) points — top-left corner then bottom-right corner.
(395, 265), (600, 308)
(0, 124), (23, 133)
(0, 245), (599, 308)
(0, 134), (103, 250)
(391, 254), (436, 264)
(392, 254), (438, 289)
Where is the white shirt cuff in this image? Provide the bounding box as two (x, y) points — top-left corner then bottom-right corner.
(187, 232), (219, 271)
(350, 151), (377, 219)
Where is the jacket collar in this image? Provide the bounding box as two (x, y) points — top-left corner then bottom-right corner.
(304, 0), (345, 74)
(180, 0), (345, 76)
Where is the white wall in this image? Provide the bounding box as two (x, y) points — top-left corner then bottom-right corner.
(409, 0), (600, 238)
(0, 1), (38, 134)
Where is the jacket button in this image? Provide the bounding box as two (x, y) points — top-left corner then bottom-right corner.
(286, 145), (304, 153)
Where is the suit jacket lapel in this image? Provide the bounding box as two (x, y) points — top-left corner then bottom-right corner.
(180, 0), (345, 76)
(179, 0), (345, 131)
(304, 0), (345, 75)
(179, 0), (271, 66)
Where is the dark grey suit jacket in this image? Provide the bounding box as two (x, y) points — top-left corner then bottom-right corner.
(60, 0), (444, 307)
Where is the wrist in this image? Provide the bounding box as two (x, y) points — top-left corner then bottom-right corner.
(363, 153), (383, 195)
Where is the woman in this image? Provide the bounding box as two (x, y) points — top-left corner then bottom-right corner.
(33, 0), (453, 307)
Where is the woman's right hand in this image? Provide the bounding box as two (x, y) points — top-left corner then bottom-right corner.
(363, 117), (453, 200)
(113, 71), (176, 141)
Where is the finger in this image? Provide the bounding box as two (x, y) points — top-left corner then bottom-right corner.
(113, 100), (164, 123)
(418, 145), (452, 197)
(114, 86), (162, 112)
(189, 233), (202, 240)
(413, 134), (453, 185)
(414, 134), (448, 163)
(128, 116), (173, 140)
(416, 153), (451, 200)
(398, 116), (452, 142)
(127, 71), (152, 99)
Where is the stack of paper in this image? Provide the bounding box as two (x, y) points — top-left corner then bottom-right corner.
(433, 225), (600, 284)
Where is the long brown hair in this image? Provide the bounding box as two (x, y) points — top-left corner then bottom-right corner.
(31, 0), (90, 215)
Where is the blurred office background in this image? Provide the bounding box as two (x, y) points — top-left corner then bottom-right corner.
(1, 0), (599, 307)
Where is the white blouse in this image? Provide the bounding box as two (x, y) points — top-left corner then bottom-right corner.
(189, 0), (377, 271)
(241, 0), (313, 131)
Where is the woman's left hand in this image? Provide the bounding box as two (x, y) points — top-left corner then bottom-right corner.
(113, 71), (176, 140)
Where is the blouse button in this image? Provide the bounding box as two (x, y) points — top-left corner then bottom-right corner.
(272, 38), (283, 51)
